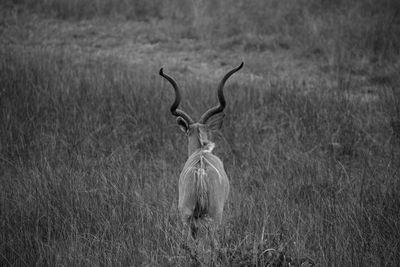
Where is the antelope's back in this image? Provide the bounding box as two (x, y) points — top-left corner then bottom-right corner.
(178, 150), (230, 215)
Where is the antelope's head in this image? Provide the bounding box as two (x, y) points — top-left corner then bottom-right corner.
(160, 62), (243, 156)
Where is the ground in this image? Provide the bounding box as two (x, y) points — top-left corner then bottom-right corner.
(0, 11), (343, 89)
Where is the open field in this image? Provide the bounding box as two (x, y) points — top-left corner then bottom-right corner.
(1, 0), (400, 266)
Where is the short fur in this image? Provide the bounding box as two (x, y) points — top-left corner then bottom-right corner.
(178, 146), (229, 238)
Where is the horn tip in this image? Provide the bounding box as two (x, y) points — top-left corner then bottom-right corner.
(239, 62), (244, 68)
(159, 68), (164, 75)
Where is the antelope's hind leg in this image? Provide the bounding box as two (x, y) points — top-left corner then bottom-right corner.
(179, 207), (194, 239)
(190, 219), (198, 240)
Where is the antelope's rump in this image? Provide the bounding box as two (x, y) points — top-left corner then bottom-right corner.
(178, 150), (229, 227)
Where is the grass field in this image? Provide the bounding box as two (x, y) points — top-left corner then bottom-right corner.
(1, 0), (400, 266)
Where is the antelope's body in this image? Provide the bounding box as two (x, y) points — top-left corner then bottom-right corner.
(160, 62), (243, 239)
(179, 146), (229, 235)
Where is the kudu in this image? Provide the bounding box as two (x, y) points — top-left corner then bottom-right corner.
(159, 62), (243, 239)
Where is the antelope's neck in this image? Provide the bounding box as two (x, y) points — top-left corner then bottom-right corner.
(188, 139), (215, 157)
(187, 135), (202, 157)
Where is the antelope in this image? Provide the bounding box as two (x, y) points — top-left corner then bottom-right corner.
(159, 62), (244, 240)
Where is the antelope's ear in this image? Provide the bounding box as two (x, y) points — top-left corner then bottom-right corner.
(176, 116), (189, 133)
(205, 113), (225, 131)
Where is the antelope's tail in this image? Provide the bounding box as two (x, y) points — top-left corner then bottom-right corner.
(193, 153), (208, 218)
(196, 167), (208, 212)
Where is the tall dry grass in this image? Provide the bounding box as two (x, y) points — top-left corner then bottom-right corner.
(1, 45), (399, 265)
(1, 0), (400, 266)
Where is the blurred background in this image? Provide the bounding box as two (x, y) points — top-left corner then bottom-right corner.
(1, 0), (400, 266)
